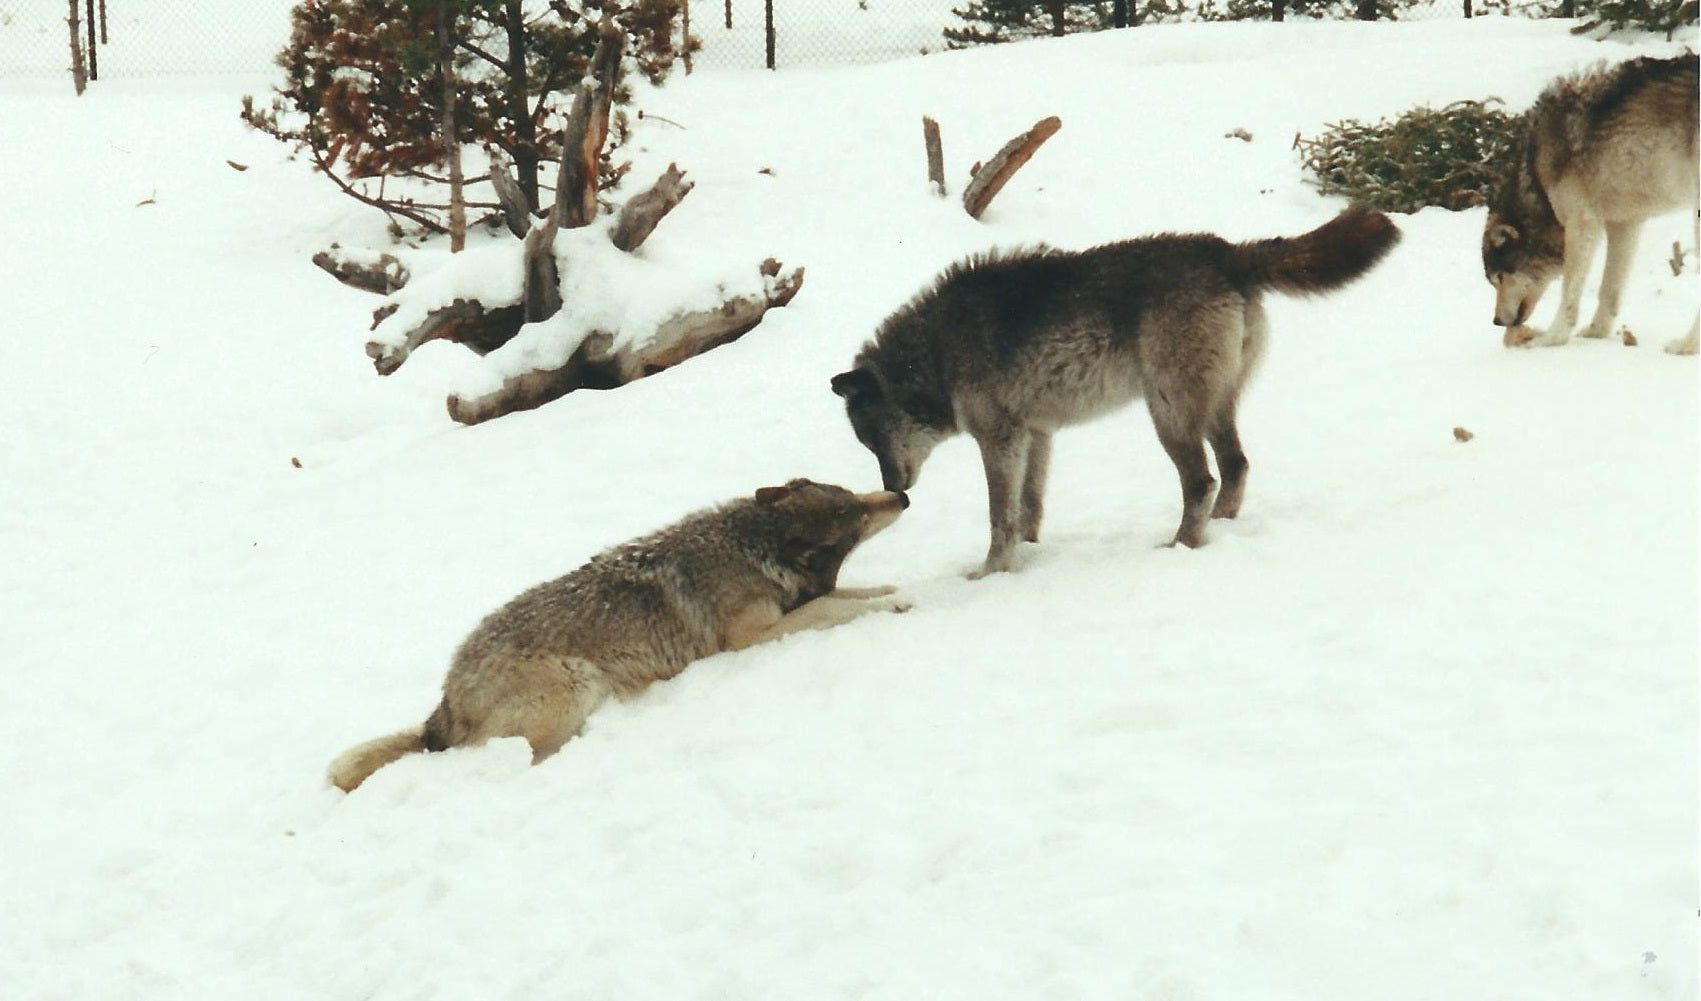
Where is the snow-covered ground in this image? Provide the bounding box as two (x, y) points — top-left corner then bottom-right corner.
(2, 16), (1696, 1001)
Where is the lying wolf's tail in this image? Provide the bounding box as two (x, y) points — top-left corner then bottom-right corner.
(1228, 206), (1400, 297)
(327, 725), (427, 792)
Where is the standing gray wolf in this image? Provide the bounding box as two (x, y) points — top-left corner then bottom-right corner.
(1482, 52), (1699, 355)
(328, 480), (908, 792)
(831, 207), (1399, 577)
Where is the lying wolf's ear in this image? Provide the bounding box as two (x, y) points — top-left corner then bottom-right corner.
(755, 484), (793, 506)
(1487, 223), (1519, 249)
(831, 368), (878, 401)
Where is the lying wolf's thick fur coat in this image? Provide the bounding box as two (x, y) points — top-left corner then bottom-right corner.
(329, 480), (906, 791)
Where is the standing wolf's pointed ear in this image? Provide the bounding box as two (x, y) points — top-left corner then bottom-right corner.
(755, 485), (793, 505)
(1487, 223), (1519, 249)
(831, 368), (878, 400)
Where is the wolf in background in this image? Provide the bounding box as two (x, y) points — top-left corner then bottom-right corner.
(1482, 52), (1699, 355)
(832, 207), (1400, 578)
(328, 480), (908, 792)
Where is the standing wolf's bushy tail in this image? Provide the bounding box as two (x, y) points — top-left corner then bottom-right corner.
(1228, 206), (1400, 296)
(327, 725), (427, 792)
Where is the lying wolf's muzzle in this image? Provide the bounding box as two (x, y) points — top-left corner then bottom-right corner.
(856, 490), (908, 538)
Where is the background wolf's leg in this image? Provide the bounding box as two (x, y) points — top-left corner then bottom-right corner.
(971, 428), (1030, 576)
(1019, 429), (1052, 543)
(1583, 220), (1642, 338)
(1542, 222), (1600, 345)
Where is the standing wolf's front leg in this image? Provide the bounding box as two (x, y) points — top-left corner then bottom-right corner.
(970, 427), (1030, 578)
(1536, 221), (1601, 346)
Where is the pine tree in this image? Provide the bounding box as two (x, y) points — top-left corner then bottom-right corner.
(1573, 0), (1698, 36)
(243, 0), (689, 235)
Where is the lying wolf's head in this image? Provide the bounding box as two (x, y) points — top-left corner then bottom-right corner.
(831, 363), (950, 494)
(753, 478), (908, 600)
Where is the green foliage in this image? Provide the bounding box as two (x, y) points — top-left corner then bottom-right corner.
(1572, 0), (1698, 37)
(1192, 0), (1417, 19)
(242, 0), (686, 229)
(1296, 99), (1523, 214)
(942, 0), (1441, 45)
(942, 0), (1194, 46)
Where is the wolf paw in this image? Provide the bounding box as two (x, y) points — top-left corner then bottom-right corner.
(834, 584), (898, 600)
(1580, 321), (1615, 340)
(1502, 324), (1541, 348)
(1665, 335), (1700, 356)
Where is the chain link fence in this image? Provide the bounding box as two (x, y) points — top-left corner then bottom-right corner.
(2, 0), (1569, 82)
(0, 2), (300, 78)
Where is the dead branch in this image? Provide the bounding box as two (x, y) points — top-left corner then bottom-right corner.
(922, 117), (946, 197)
(610, 163), (694, 252)
(313, 248), (411, 295)
(962, 116), (1061, 220)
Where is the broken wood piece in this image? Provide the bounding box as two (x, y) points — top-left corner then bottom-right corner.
(962, 116), (1061, 220)
(610, 163), (695, 252)
(923, 117), (946, 197)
